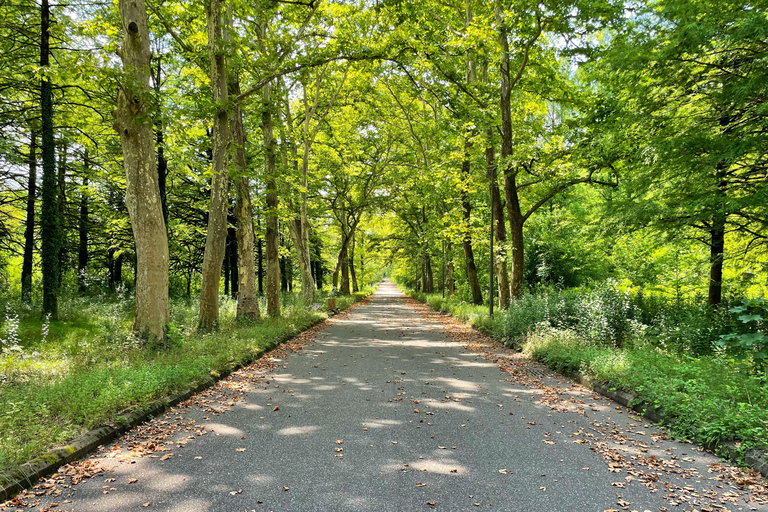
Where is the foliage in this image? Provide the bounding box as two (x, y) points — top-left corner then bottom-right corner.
(718, 299), (768, 372)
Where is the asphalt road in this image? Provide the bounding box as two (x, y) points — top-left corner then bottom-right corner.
(9, 281), (768, 511)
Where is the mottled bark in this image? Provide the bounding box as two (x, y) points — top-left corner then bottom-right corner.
(229, 78), (260, 319)
(349, 234), (359, 293)
(113, 0), (170, 340)
(198, 0), (231, 331)
(21, 130), (37, 302)
(264, 81), (280, 317)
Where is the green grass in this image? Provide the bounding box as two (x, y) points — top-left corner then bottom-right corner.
(0, 287), (373, 472)
(405, 289), (768, 458)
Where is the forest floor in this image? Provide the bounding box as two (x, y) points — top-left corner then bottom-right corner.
(4, 281), (768, 511)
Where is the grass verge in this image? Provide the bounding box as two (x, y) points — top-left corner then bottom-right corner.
(0, 288), (373, 473)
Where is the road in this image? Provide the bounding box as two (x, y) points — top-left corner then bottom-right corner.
(6, 281), (767, 511)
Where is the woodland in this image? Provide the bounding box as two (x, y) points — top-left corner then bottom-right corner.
(0, 0), (767, 475)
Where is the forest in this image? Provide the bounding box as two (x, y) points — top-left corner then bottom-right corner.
(0, 0), (767, 479)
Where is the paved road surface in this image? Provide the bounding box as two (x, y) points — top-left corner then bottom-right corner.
(6, 281), (767, 511)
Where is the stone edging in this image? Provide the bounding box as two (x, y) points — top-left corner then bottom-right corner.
(0, 294), (370, 502)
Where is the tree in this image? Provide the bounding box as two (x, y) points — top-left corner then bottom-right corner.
(113, 0), (170, 340)
(198, 0), (231, 331)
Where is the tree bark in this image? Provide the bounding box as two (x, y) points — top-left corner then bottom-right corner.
(21, 130), (37, 302)
(57, 142), (67, 288)
(228, 78), (260, 319)
(349, 233), (359, 293)
(264, 80), (281, 317)
(339, 241), (350, 295)
(113, 0), (170, 340)
(78, 173), (89, 293)
(257, 216), (264, 295)
(709, 212), (725, 308)
(498, 16), (525, 300)
(486, 138), (510, 308)
(461, 146), (483, 305)
(446, 242), (455, 296)
(198, 0), (230, 331)
(40, 0), (58, 318)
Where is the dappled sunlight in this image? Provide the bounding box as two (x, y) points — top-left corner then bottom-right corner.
(422, 399), (475, 412)
(167, 499), (212, 512)
(382, 458), (468, 476)
(432, 377), (483, 392)
(361, 418), (403, 428)
(277, 425), (319, 436)
(201, 423), (245, 436)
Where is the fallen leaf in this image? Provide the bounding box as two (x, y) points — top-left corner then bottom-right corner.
(229, 490), (242, 495)
(142, 503), (150, 507)
(273, 406), (280, 411)
(283, 486), (290, 491)
(416, 482), (427, 487)
(336, 440), (343, 444)
(160, 453), (174, 461)
(236, 448), (246, 452)
(128, 478), (138, 484)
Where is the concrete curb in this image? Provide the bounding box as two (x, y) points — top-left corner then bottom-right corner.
(404, 292), (768, 480)
(0, 295), (370, 502)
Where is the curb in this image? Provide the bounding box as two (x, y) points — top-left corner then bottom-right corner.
(0, 295), (369, 502)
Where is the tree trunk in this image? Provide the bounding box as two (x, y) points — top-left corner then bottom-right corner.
(446, 242), (455, 296)
(198, 0), (230, 331)
(486, 138), (510, 308)
(349, 233), (359, 293)
(229, 226), (238, 298)
(288, 217), (315, 303)
(315, 260), (323, 290)
(461, 148), (483, 305)
(498, 16), (524, 300)
(21, 130), (37, 302)
(57, 142), (67, 288)
(257, 216), (264, 296)
(40, 0), (58, 318)
(78, 173), (89, 293)
(228, 77), (259, 318)
(709, 168), (728, 308)
(425, 252), (434, 293)
(264, 81), (281, 317)
(224, 229), (231, 296)
(113, 0), (170, 340)
(340, 245), (350, 295)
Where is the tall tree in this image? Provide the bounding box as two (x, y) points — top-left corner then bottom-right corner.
(39, 0), (59, 318)
(198, 0), (231, 331)
(113, 0), (170, 340)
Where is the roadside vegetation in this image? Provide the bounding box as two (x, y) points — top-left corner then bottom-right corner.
(0, 286), (373, 472)
(405, 284), (768, 459)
